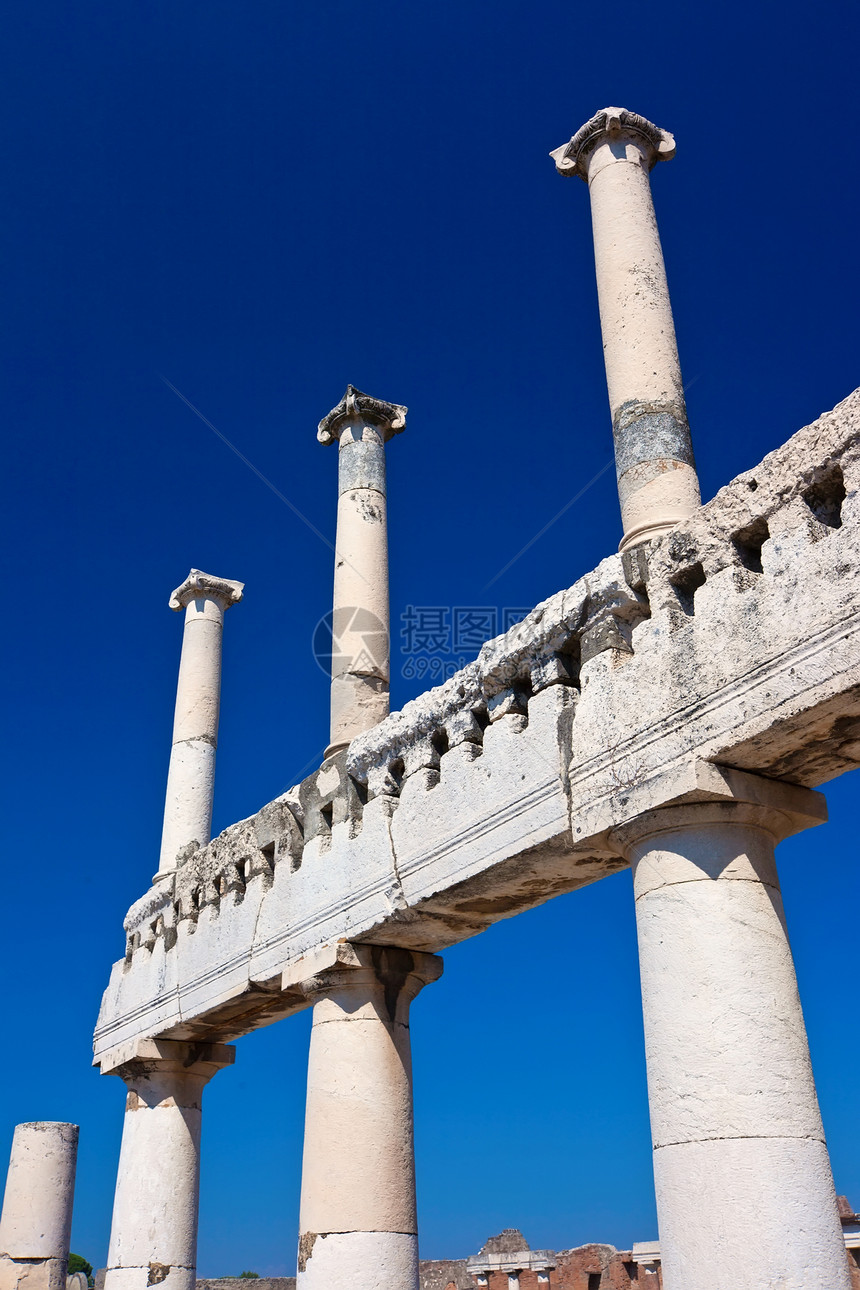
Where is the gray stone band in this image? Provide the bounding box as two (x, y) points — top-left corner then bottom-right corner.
(338, 438), (387, 497)
(612, 405), (696, 481)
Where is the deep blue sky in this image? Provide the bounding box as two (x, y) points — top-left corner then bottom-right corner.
(2, 0), (859, 1275)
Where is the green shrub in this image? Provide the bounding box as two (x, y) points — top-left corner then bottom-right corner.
(68, 1254), (94, 1287)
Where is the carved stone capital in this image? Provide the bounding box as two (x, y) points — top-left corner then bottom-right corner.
(169, 569), (245, 611)
(550, 106), (675, 180)
(317, 384), (407, 446)
(281, 940), (443, 1005)
(96, 1036), (236, 1080)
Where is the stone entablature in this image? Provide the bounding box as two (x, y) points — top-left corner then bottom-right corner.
(95, 388), (860, 1062)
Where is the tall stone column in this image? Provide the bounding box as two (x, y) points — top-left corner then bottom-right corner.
(317, 386), (406, 757)
(0, 1122), (78, 1290)
(101, 1040), (234, 1290)
(611, 774), (850, 1290)
(290, 944), (442, 1289)
(552, 107), (701, 550)
(158, 570), (244, 878)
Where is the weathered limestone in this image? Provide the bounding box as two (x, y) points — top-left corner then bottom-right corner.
(92, 98), (860, 1290)
(290, 942), (442, 1290)
(101, 1040), (234, 1290)
(0, 1123), (78, 1290)
(158, 571), (244, 879)
(611, 773), (851, 1290)
(94, 388), (860, 1057)
(552, 108), (701, 549)
(318, 386), (406, 757)
(466, 1229), (556, 1281)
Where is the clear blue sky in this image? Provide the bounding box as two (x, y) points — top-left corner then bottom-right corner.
(1, 0), (858, 1276)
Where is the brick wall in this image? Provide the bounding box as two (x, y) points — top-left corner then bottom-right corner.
(471, 1247), (663, 1290)
(419, 1259), (472, 1290)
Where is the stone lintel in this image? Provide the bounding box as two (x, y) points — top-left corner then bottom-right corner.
(631, 1241), (661, 1268)
(467, 1252), (557, 1274)
(96, 1035), (236, 1075)
(169, 569), (245, 612)
(317, 385), (407, 446)
(281, 940), (443, 998)
(550, 106), (675, 180)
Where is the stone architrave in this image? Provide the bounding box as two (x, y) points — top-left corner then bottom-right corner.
(552, 108), (701, 550)
(158, 570), (244, 878)
(610, 772), (851, 1290)
(100, 1039), (235, 1290)
(289, 942), (442, 1289)
(318, 386), (406, 757)
(0, 1123), (79, 1290)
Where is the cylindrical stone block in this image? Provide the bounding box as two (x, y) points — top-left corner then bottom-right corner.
(0, 1122), (79, 1290)
(619, 801), (850, 1290)
(331, 427), (391, 719)
(103, 1045), (233, 1290)
(588, 142), (700, 547)
(297, 948), (441, 1290)
(552, 108), (701, 550)
(158, 572), (243, 876)
(318, 387), (406, 757)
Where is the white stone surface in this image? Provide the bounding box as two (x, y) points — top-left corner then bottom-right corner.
(102, 1041), (234, 1290)
(615, 798), (850, 1290)
(654, 1138), (849, 1290)
(295, 946), (440, 1290)
(94, 391), (860, 1062)
(297, 1230), (417, 1290)
(318, 387), (406, 754)
(0, 1123), (78, 1290)
(551, 108), (700, 548)
(159, 571), (243, 877)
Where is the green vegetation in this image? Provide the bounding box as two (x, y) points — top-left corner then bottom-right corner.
(68, 1254), (94, 1287)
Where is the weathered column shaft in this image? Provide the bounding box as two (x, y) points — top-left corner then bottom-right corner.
(294, 945), (442, 1290)
(101, 1041), (234, 1290)
(159, 570), (243, 876)
(0, 1122), (78, 1290)
(552, 108), (700, 550)
(613, 786), (850, 1290)
(318, 386), (406, 757)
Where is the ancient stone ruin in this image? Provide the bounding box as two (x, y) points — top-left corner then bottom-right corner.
(3, 105), (860, 1290)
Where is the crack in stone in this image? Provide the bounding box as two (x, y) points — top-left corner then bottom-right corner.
(654, 1131), (827, 1149)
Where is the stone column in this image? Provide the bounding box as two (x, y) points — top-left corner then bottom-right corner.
(158, 570), (244, 878)
(611, 774), (850, 1290)
(0, 1122), (78, 1290)
(551, 107), (701, 551)
(101, 1039), (234, 1290)
(289, 944), (442, 1289)
(317, 386), (406, 757)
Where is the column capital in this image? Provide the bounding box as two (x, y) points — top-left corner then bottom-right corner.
(282, 940), (442, 1005)
(97, 1037), (236, 1081)
(550, 106), (675, 180)
(169, 569), (244, 612)
(317, 385), (407, 446)
(608, 763), (827, 858)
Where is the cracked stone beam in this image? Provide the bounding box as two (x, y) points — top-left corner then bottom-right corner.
(318, 386), (406, 759)
(157, 569), (244, 879)
(552, 107), (701, 551)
